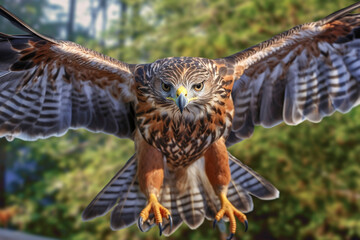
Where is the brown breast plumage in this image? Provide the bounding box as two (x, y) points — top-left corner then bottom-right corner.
(134, 57), (235, 169)
(136, 93), (234, 169)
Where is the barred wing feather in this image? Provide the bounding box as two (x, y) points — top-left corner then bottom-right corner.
(226, 2), (360, 146)
(0, 6), (135, 141)
(82, 155), (148, 231)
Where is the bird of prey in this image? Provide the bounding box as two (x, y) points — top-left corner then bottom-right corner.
(0, 2), (359, 239)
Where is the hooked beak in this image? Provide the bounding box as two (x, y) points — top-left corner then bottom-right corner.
(175, 85), (188, 113)
(166, 85), (197, 113)
(176, 93), (188, 113)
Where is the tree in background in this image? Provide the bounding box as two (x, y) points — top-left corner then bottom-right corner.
(67, 0), (76, 41)
(0, 0), (359, 239)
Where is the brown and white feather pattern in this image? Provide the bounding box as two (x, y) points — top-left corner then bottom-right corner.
(81, 155), (147, 229)
(0, 35), (136, 140)
(82, 152), (278, 236)
(226, 2), (360, 145)
(135, 57), (234, 169)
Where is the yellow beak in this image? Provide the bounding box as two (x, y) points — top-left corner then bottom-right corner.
(175, 86), (188, 113)
(166, 86), (197, 113)
(176, 86), (187, 98)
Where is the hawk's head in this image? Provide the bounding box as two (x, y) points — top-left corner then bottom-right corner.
(139, 57), (229, 116)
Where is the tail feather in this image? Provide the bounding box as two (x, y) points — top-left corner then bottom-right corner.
(159, 186), (183, 235)
(176, 185), (205, 229)
(160, 161), (208, 235)
(227, 180), (254, 212)
(228, 152), (279, 200)
(82, 155), (147, 231)
(111, 198), (136, 227)
(109, 180), (147, 230)
(82, 152), (279, 236)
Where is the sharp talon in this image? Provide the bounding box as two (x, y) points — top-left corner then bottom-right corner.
(213, 219), (217, 229)
(168, 215), (173, 232)
(138, 217), (144, 232)
(226, 233), (234, 240)
(244, 220), (248, 232)
(139, 194), (171, 235)
(159, 222), (163, 236)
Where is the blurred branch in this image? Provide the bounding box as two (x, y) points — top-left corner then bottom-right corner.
(0, 228), (57, 240)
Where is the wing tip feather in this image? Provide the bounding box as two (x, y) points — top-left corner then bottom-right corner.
(0, 5), (56, 43)
(322, 2), (360, 24)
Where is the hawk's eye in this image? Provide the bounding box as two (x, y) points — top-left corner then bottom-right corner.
(161, 82), (171, 92)
(193, 82), (204, 91)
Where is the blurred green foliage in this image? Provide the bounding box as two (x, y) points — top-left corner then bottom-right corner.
(1, 0), (359, 239)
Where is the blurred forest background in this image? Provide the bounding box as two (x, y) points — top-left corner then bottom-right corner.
(0, 0), (359, 239)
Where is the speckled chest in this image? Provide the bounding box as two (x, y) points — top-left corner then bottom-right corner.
(133, 57), (235, 168)
(135, 100), (234, 168)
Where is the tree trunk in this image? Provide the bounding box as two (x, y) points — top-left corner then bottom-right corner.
(67, 0), (76, 41)
(118, 1), (127, 50)
(99, 0), (108, 47)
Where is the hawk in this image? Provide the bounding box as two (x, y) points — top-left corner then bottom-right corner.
(0, 2), (359, 239)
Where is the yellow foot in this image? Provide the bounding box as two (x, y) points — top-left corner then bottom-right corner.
(137, 193), (172, 236)
(213, 193), (248, 240)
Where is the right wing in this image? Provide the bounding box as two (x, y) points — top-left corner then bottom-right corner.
(0, 6), (136, 141)
(223, 2), (360, 146)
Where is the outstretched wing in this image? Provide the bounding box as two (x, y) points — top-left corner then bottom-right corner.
(224, 2), (360, 146)
(0, 6), (136, 141)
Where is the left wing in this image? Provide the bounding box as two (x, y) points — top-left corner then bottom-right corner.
(0, 6), (136, 141)
(224, 2), (360, 146)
